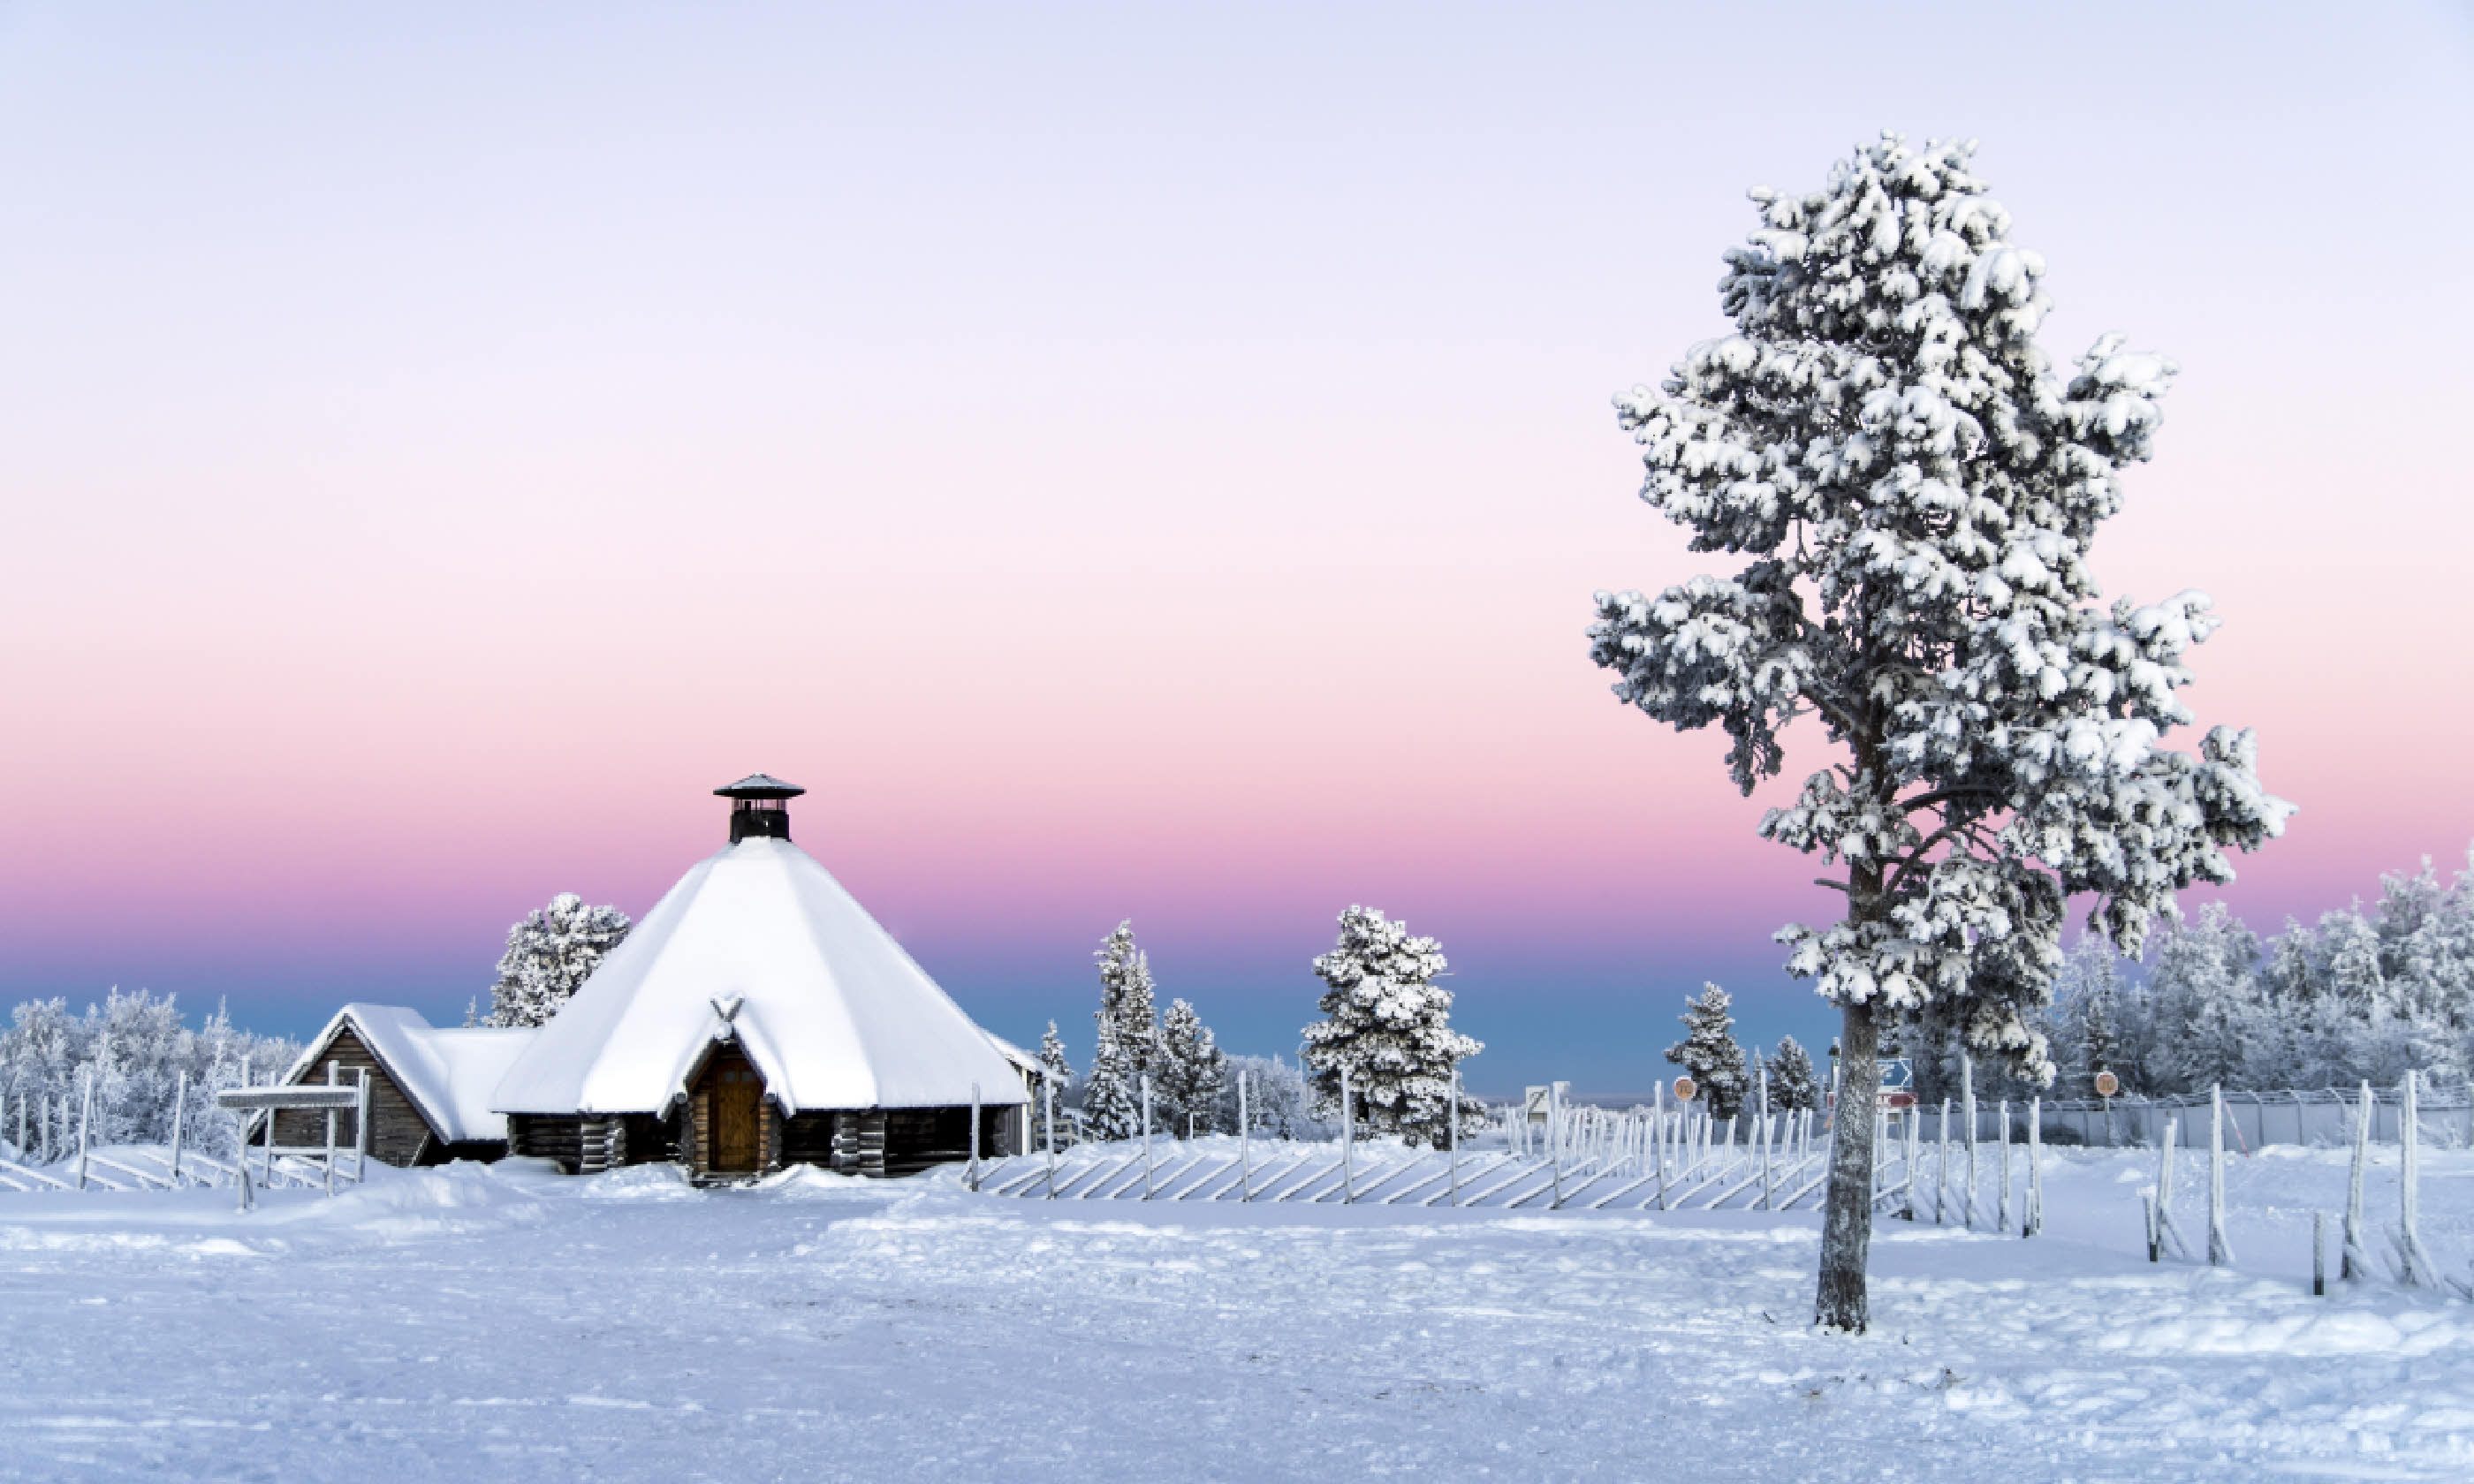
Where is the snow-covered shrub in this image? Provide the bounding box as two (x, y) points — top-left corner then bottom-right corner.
(1215, 1054), (1327, 1140)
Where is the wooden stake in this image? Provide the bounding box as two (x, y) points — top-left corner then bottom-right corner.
(2026, 1096), (2043, 1237)
(1240, 1068), (1252, 1203)
(2342, 1080), (2371, 1280)
(1042, 1077), (1058, 1199)
(169, 1070), (187, 1185)
(968, 1081), (982, 1192)
(76, 1070), (93, 1192)
(1997, 1098), (2012, 1235)
(1962, 1055), (1977, 1231)
(2208, 1085), (2233, 1268)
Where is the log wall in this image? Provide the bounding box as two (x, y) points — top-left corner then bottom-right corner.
(274, 1027), (434, 1167)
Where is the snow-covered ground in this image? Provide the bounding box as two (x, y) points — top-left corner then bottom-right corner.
(0, 1140), (2469, 1480)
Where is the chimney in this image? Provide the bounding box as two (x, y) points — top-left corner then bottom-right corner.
(715, 773), (805, 844)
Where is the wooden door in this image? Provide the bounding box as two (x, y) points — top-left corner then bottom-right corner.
(711, 1063), (763, 1172)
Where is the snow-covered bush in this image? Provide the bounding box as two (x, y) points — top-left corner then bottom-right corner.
(1588, 132), (2289, 1329)
(1300, 906), (1483, 1147)
(485, 893), (632, 1027)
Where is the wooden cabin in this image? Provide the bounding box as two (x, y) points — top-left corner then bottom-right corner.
(274, 1005), (536, 1166)
(493, 774), (1036, 1180)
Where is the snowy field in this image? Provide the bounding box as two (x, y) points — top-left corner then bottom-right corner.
(0, 1141), (2470, 1481)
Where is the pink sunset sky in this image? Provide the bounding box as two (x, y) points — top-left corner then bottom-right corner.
(2, 3), (2469, 1090)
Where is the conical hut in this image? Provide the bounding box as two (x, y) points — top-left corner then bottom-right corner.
(489, 776), (1033, 1178)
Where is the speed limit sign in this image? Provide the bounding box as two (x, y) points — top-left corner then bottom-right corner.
(2094, 1070), (2120, 1098)
(1673, 1075), (1698, 1103)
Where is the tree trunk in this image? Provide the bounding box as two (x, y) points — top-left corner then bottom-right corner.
(1814, 996), (1879, 1332)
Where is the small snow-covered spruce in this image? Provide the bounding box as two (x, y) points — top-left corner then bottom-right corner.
(486, 893), (633, 1028)
(1300, 906), (1484, 1148)
(1082, 923), (1159, 1140)
(1664, 984), (1751, 1118)
(1589, 132), (2290, 1330)
(1217, 1054), (1317, 1138)
(1036, 1019), (1074, 1106)
(1768, 1034), (1825, 1112)
(1156, 998), (1227, 1136)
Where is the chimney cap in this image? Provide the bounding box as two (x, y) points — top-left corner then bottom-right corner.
(715, 773), (806, 801)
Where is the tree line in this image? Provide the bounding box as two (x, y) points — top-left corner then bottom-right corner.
(1043, 905), (1486, 1147)
(0, 990), (301, 1156)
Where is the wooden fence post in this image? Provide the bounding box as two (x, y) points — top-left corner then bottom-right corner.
(1759, 1065), (1773, 1211)
(323, 1063), (340, 1197)
(1653, 1081), (1669, 1211)
(1241, 1067), (1253, 1203)
(2342, 1080), (2371, 1280)
(1936, 1097), (1951, 1224)
(968, 1082), (982, 1192)
(353, 1069), (370, 1181)
(2313, 1210), (2326, 1296)
(1043, 1077), (1058, 1199)
(2399, 1070), (2435, 1286)
(1340, 1066), (1355, 1204)
(169, 1069), (187, 1185)
(2025, 1097), (2043, 1238)
(2208, 1085), (2233, 1267)
(76, 1070), (93, 1192)
(1962, 1056), (1977, 1230)
(1141, 1075), (1155, 1200)
(1447, 1065), (1460, 1206)
(1997, 1098), (2012, 1234)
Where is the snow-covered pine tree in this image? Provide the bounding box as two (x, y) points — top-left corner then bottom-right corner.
(2045, 933), (2129, 1095)
(1081, 1018), (1142, 1141)
(1081, 922), (1160, 1140)
(1588, 133), (2291, 1329)
(1300, 905), (1483, 1147)
(1036, 1019), (1074, 1109)
(1664, 984), (1750, 1118)
(486, 893), (633, 1028)
(1155, 998), (1227, 1136)
(1769, 1034), (1824, 1111)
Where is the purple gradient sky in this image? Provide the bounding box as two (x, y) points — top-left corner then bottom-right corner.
(2, 3), (2470, 1091)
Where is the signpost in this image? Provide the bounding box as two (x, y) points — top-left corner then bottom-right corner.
(213, 1084), (364, 1213)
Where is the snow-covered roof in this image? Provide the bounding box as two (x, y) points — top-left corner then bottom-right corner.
(489, 837), (1030, 1116)
(983, 1032), (1041, 1079)
(715, 773), (805, 799)
(285, 1005), (538, 1145)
